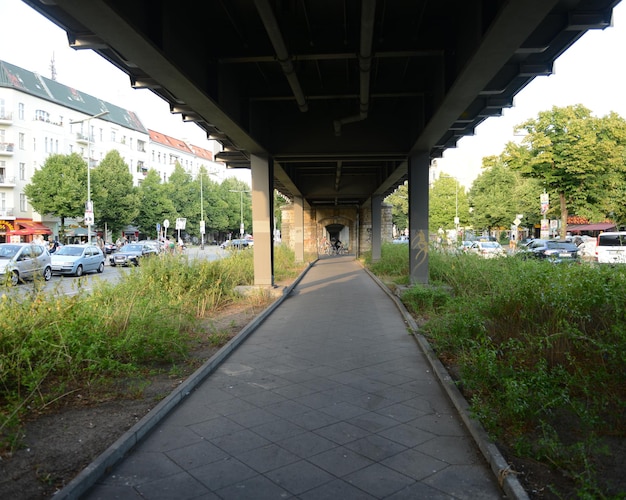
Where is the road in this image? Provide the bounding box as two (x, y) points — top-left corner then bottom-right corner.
(3, 245), (226, 298)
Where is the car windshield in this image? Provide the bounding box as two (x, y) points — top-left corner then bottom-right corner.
(55, 246), (84, 256)
(124, 244), (143, 252)
(481, 242), (499, 248)
(0, 245), (19, 258)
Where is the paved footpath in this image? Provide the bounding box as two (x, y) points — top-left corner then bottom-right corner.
(75, 255), (519, 499)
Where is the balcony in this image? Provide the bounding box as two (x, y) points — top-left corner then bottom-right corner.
(0, 176), (16, 186)
(0, 207), (15, 218)
(0, 143), (15, 156)
(0, 112), (13, 124)
(76, 133), (92, 144)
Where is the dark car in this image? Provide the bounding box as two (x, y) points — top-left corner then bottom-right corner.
(109, 243), (158, 266)
(519, 239), (579, 262)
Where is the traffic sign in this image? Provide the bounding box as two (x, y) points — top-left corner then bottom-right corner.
(163, 219), (170, 229)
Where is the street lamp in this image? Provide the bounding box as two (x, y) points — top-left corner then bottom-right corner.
(229, 189), (250, 239)
(70, 110), (109, 244)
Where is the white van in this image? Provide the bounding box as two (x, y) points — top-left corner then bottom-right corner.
(595, 232), (626, 264)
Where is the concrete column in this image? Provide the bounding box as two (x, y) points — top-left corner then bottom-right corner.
(371, 195), (382, 262)
(408, 151), (430, 284)
(251, 154), (274, 286)
(293, 195), (304, 262)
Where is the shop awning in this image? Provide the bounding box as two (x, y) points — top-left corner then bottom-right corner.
(7, 221), (52, 235)
(567, 222), (616, 233)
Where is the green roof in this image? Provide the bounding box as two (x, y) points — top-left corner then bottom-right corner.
(0, 60), (148, 134)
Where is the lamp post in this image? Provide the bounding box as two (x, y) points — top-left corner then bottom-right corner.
(229, 189), (250, 239)
(70, 110), (109, 244)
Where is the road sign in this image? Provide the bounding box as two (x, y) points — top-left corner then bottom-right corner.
(84, 211), (94, 225)
(163, 219), (170, 229)
(200, 220), (205, 234)
(176, 218), (187, 230)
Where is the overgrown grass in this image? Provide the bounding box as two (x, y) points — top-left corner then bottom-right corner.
(0, 244), (303, 452)
(365, 243), (626, 498)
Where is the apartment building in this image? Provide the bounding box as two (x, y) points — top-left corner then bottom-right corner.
(0, 59), (225, 242)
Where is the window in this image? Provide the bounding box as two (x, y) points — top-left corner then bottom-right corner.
(138, 140), (146, 152)
(20, 193), (26, 212)
(0, 192), (5, 210)
(0, 164), (5, 183)
(35, 109), (50, 122)
(0, 98), (5, 119)
(18, 103), (24, 120)
(19, 163), (25, 180)
(19, 132), (25, 150)
(111, 129), (117, 142)
(99, 128), (103, 141)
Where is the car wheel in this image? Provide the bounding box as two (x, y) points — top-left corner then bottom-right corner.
(43, 266), (52, 281)
(75, 265), (83, 277)
(110, 262), (116, 267)
(11, 270), (20, 286)
(97, 262), (104, 273)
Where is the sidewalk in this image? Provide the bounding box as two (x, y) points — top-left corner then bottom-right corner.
(66, 256), (523, 499)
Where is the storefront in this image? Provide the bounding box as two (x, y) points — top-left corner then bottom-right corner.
(3, 220), (53, 243)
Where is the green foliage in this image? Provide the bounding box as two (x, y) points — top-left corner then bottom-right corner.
(505, 104), (626, 237)
(429, 174), (469, 233)
(367, 250), (626, 497)
(135, 169), (176, 237)
(385, 182), (409, 232)
(91, 150), (139, 235)
(23, 153), (87, 232)
(469, 156), (542, 231)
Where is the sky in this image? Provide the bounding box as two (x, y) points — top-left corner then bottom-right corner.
(1, 0), (626, 188)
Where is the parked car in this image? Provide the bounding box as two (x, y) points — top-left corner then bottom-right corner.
(51, 244), (105, 276)
(109, 243), (158, 266)
(103, 242), (118, 254)
(219, 239), (250, 250)
(595, 231), (626, 264)
(392, 236), (409, 244)
(519, 239), (579, 262)
(137, 240), (164, 254)
(469, 240), (505, 258)
(0, 243), (52, 285)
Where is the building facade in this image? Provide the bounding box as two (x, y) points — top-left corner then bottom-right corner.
(0, 59), (226, 243)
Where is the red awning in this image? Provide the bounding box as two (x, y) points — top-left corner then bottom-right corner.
(7, 221), (52, 235)
(567, 222), (616, 233)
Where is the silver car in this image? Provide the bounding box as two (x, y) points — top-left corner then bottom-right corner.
(51, 244), (105, 276)
(0, 243), (53, 285)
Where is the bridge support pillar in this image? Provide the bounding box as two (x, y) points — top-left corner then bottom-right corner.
(251, 154), (274, 286)
(408, 151), (429, 284)
(371, 195), (382, 262)
(293, 196), (304, 262)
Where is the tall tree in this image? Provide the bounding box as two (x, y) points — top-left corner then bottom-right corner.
(219, 177), (252, 236)
(429, 174), (469, 234)
(135, 169), (176, 239)
(385, 182), (409, 233)
(91, 150), (139, 237)
(24, 153), (87, 238)
(506, 104), (626, 238)
(468, 155), (541, 234)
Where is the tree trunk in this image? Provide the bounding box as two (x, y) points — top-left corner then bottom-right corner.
(559, 192), (568, 240)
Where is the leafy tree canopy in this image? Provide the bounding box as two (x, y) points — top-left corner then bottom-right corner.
(429, 174), (469, 233)
(91, 150), (139, 236)
(24, 153), (87, 234)
(504, 104), (626, 237)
